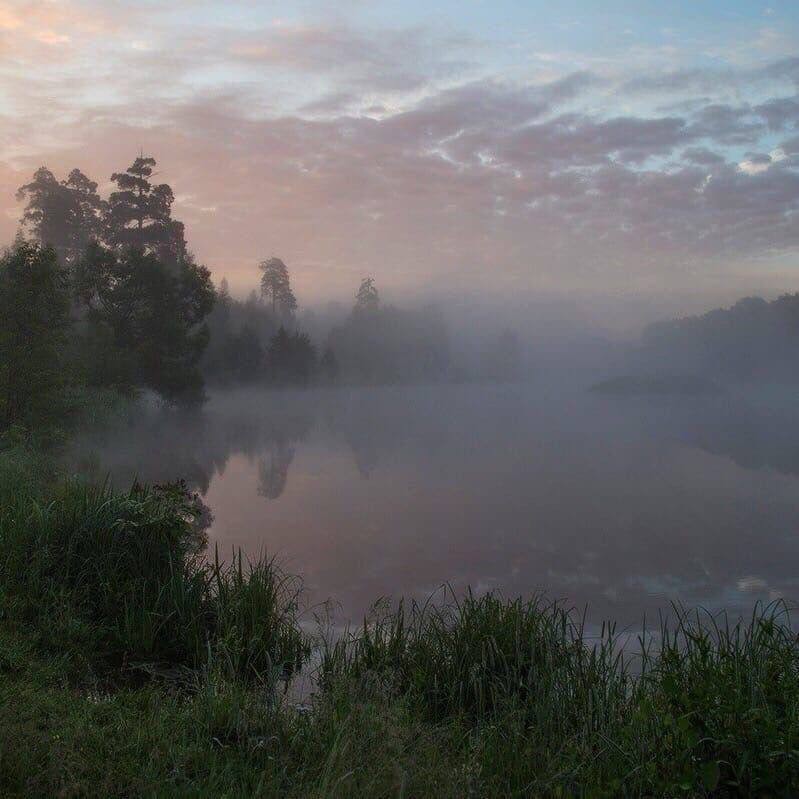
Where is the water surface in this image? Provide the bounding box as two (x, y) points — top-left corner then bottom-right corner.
(73, 382), (799, 628)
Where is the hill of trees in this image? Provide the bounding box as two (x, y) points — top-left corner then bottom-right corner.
(639, 294), (799, 382)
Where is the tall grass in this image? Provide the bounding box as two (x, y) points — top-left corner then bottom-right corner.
(321, 590), (627, 726)
(0, 478), (310, 684)
(322, 590), (799, 795)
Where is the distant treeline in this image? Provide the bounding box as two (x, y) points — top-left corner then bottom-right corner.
(2, 154), (525, 432)
(641, 294), (799, 382)
(202, 273), (453, 387)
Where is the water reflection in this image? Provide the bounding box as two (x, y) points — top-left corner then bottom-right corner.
(70, 384), (799, 628)
(258, 442), (296, 500)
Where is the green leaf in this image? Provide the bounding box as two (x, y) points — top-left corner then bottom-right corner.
(701, 761), (720, 791)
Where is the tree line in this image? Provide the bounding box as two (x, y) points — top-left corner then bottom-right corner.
(639, 294), (799, 382)
(0, 153), (491, 431)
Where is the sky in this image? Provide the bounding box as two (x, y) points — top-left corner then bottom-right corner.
(2, 0), (799, 321)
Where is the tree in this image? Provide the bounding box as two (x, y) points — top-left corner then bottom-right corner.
(319, 347), (340, 383)
(226, 324), (264, 382)
(106, 155), (186, 264)
(17, 167), (105, 266)
(355, 277), (379, 313)
(327, 301), (450, 384)
(17, 167), (72, 261)
(74, 244), (215, 404)
(217, 277), (231, 309)
(0, 243), (71, 429)
(259, 257), (297, 316)
(63, 168), (105, 256)
(265, 326), (316, 385)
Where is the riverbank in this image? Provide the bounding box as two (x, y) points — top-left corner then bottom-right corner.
(1, 444), (798, 796)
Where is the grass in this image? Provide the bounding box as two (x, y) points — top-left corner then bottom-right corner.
(322, 592), (799, 795)
(0, 475), (309, 685)
(1, 443), (799, 796)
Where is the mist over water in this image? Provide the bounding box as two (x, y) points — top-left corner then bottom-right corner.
(70, 378), (799, 629)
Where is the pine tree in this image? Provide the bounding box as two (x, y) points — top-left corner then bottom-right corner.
(106, 155), (186, 264)
(259, 257), (297, 316)
(64, 168), (105, 257)
(355, 277), (379, 313)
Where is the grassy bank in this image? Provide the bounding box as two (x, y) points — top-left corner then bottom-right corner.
(1, 448), (799, 796)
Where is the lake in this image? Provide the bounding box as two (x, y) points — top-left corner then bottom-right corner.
(71, 381), (799, 630)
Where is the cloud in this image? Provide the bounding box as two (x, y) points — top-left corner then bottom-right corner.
(225, 24), (475, 92)
(688, 104), (764, 145)
(755, 96), (799, 130)
(738, 152), (773, 175)
(682, 147), (725, 166)
(2, 6), (799, 303)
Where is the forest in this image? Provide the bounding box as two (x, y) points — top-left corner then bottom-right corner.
(639, 294), (799, 381)
(0, 156), (485, 434)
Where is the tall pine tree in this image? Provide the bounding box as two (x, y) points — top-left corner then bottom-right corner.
(259, 257), (297, 316)
(106, 155), (186, 264)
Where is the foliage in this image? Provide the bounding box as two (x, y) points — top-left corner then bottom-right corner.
(0, 244), (72, 430)
(106, 155), (187, 264)
(642, 293), (799, 382)
(318, 346), (340, 383)
(259, 257), (297, 317)
(14, 157), (216, 409)
(327, 282), (450, 384)
(355, 276), (379, 313)
(3, 527), (799, 797)
(321, 592), (799, 796)
(74, 243), (215, 405)
(224, 324), (266, 382)
(0, 478), (309, 683)
(16, 167), (104, 265)
(266, 326), (317, 385)
(203, 284), (277, 384)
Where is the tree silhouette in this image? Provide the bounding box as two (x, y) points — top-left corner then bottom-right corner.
(355, 277), (379, 313)
(0, 243), (71, 428)
(319, 346), (340, 383)
(106, 155), (186, 263)
(16, 168), (73, 262)
(226, 324), (264, 382)
(259, 257), (297, 316)
(75, 244), (215, 404)
(63, 169), (105, 257)
(16, 167), (104, 265)
(266, 326), (316, 385)
(217, 277), (232, 307)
